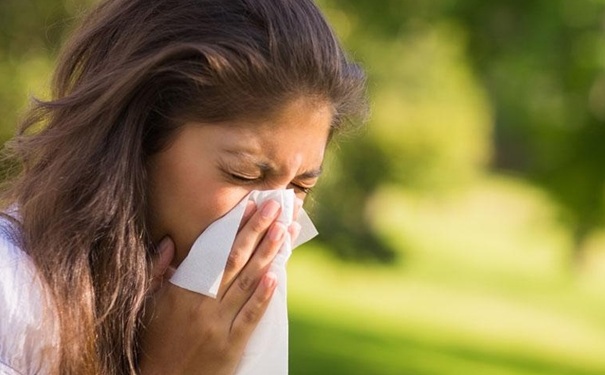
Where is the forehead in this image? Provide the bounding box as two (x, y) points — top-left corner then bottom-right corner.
(215, 98), (333, 170)
(222, 98), (333, 148)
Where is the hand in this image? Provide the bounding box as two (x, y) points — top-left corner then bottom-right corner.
(139, 199), (301, 375)
(149, 236), (177, 294)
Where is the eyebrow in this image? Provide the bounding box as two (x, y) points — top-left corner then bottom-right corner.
(223, 149), (323, 179)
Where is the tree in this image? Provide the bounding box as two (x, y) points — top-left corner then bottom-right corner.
(448, 0), (605, 262)
(318, 0), (605, 264)
(312, 0), (492, 262)
(0, 0), (74, 140)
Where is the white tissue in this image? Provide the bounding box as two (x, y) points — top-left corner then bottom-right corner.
(169, 189), (318, 375)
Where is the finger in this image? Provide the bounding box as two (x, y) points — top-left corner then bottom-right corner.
(163, 265), (177, 280)
(293, 198), (303, 221)
(238, 200), (257, 231)
(221, 221), (285, 310)
(289, 221), (302, 245)
(150, 236), (176, 293)
(220, 200), (281, 294)
(229, 272), (277, 342)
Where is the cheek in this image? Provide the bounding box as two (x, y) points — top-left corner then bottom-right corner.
(147, 148), (252, 265)
(169, 184), (250, 265)
(198, 186), (249, 226)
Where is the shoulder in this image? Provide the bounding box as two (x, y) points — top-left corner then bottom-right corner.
(0, 214), (59, 374)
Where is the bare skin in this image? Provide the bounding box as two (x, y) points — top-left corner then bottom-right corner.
(140, 98), (333, 374)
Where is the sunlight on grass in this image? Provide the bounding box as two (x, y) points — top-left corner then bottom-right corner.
(290, 175), (605, 375)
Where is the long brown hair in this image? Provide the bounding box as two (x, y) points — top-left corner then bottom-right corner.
(1, 0), (366, 373)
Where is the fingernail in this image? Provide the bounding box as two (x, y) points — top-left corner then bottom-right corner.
(244, 200), (257, 215)
(269, 223), (285, 241)
(265, 272), (277, 289)
(261, 200), (280, 218)
(290, 222), (302, 239)
(294, 198), (303, 219)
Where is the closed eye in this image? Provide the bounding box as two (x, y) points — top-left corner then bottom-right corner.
(290, 182), (313, 194)
(228, 173), (260, 184)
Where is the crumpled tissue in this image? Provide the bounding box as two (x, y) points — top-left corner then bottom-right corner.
(170, 189), (318, 375)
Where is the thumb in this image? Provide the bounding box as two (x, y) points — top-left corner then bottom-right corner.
(150, 236), (176, 292)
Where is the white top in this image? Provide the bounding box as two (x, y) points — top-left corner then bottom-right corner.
(0, 217), (58, 375)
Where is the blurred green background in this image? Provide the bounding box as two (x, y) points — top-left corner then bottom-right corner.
(2, 0), (605, 374)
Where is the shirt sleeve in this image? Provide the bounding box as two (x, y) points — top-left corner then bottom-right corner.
(0, 226), (59, 375)
(0, 360), (24, 375)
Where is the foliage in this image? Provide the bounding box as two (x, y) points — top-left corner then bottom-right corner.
(314, 0), (605, 262)
(0, 0), (76, 140)
(313, 1), (493, 261)
(446, 0), (605, 260)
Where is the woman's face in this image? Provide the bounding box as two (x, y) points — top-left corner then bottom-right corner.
(146, 98), (333, 265)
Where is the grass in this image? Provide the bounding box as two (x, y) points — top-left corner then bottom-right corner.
(288, 175), (605, 374)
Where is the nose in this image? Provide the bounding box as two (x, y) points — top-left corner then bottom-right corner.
(256, 181), (304, 218)
(262, 177), (294, 192)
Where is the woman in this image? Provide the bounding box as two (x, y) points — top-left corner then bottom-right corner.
(0, 0), (366, 374)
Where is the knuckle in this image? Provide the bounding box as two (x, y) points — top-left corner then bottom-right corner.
(201, 324), (222, 343)
(237, 274), (255, 293)
(193, 310), (222, 340)
(253, 246), (273, 265)
(225, 250), (245, 271)
(241, 307), (259, 325)
(250, 216), (268, 234)
(260, 240), (278, 258)
(255, 238), (280, 263)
